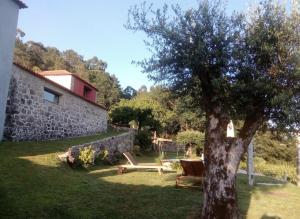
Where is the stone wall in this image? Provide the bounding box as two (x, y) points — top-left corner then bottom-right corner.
(68, 131), (135, 160)
(4, 64), (108, 141)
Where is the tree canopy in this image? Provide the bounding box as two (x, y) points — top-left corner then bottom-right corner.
(122, 86), (137, 99)
(127, 0), (300, 132)
(110, 86), (206, 134)
(127, 0), (300, 217)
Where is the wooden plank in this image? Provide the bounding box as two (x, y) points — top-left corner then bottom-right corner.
(120, 165), (163, 169)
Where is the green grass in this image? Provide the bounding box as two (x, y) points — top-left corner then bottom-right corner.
(240, 159), (297, 184)
(0, 135), (299, 219)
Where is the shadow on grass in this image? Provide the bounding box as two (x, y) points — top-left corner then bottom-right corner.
(261, 214), (282, 219)
(0, 138), (295, 219)
(0, 140), (201, 219)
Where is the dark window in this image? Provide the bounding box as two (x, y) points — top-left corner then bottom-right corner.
(43, 88), (60, 104)
(83, 86), (91, 98)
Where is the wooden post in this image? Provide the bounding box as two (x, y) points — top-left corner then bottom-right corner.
(297, 135), (300, 187)
(247, 138), (254, 186)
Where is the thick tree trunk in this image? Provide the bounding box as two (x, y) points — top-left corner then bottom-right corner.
(201, 110), (260, 219)
(202, 147), (241, 218)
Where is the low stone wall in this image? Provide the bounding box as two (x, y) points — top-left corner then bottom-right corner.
(69, 131), (135, 160)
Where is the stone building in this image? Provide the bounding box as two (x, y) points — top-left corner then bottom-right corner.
(4, 63), (108, 141)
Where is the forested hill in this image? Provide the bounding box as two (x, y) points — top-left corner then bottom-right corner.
(13, 31), (122, 109)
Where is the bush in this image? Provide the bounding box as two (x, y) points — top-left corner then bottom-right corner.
(239, 158), (297, 184)
(98, 149), (109, 161)
(131, 145), (142, 156)
(171, 162), (182, 172)
(176, 130), (205, 150)
(134, 130), (153, 151)
(155, 153), (165, 165)
(78, 146), (95, 167)
(254, 131), (297, 164)
(97, 149), (121, 165)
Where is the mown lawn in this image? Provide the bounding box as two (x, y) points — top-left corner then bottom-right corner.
(0, 134), (299, 219)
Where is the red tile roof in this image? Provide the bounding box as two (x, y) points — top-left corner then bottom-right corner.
(12, 0), (27, 8)
(39, 70), (99, 91)
(13, 63), (107, 111)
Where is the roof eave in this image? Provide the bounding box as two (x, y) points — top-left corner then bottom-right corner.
(13, 0), (27, 9)
(13, 62), (107, 111)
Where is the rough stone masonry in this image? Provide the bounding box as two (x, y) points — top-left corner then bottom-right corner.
(68, 131), (135, 162)
(4, 64), (108, 141)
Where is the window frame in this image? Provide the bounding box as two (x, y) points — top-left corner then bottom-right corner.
(83, 85), (92, 98)
(43, 87), (61, 104)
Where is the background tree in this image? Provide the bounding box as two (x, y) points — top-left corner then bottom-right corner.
(85, 56), (107, 71)
(110, 91), (173, 131)
(14, 37), (122, 109)
(127, 1), (300, 218)
(122, 86), (137, 99)
(254, 131), (297, 164)
(138, 85), (147, 93)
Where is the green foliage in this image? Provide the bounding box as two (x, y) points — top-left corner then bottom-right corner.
(131, 145), (142, 156)
(110, 86), (205, 134)
(98, 149), (110, 161)
(78, 146), (95, 167)
(110, 91), (174, 131)
(134, 130), (153, 151)
(171, 162), (182, 172)
(255, 162), (297, 184)
(0, 137), (300, 218)
(14, 36), (122, 109)
(240, 158), (297, 184)
(122, 86), (137, 99)
(173, 96), (206, 132)
(155, 153), (165, 165)
(110, 106), (136, 126)
(231, 1), (300, 130)
(254, 132), (297, 164)
(127, 0), (300, 133)
(176, 131), (205, 149)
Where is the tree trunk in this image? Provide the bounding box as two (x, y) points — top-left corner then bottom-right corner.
(201, 110), (260, 219)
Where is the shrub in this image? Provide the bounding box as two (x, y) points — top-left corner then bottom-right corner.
(131, 145), (142, 156)
(254, 131), (297, 164)
(98, 149), (109, 160)
(155, 153), (165, 165)
(134, 130), (153, 151)
(239, 158), (297, 184)
(176, 130), (205, 155)
(171, 162), (182, 172)
(97, 149), (121, 165)
(78, 146), (95, 167)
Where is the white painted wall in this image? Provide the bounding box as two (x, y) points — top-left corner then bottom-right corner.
(297, 135), (300, 187)
(44, 75), (73, 90)
(247, 139), (254, 186)
(0, 0), (20, 141)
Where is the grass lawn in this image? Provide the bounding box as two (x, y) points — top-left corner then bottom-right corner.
(0, 134), (299, 219)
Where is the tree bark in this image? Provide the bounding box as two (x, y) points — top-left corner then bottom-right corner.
(201, 110), (261, 219)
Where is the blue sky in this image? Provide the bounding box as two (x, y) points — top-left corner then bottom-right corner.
(18, 0), (249, 90)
